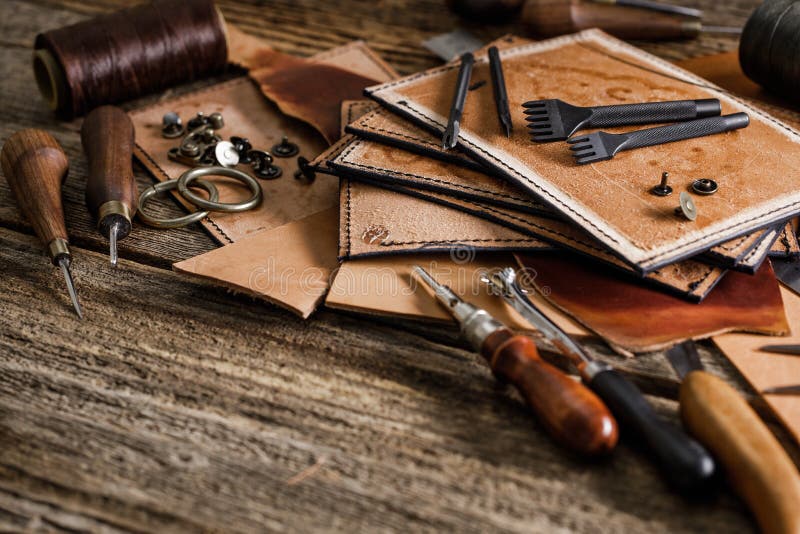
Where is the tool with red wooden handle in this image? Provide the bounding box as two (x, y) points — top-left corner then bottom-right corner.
(412, 265), (618, 456)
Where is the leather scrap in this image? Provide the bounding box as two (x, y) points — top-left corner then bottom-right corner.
(516, 252), (789, 356)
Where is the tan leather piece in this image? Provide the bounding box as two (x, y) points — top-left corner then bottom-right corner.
(714, 286), (800, 446)
(516, 253), (789, 356)
(326, 253), (589, 338)
(173, 207), (339, 318)
(366, 30), (800, 272)
(344, 106), (776, 270)
(771, 223), (800, 259)
(339, 179), (551, 258)
(329, 135), (727, 300)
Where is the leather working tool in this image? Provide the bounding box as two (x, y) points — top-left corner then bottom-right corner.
(761, 384), (800, 395)
(442, 52), (474, 150)
(412, 265), (619, 456)
(773, 257), (800, 297)
(486, 267), (716, 494)
(759, 345), (800, 356)
(567, 112), (750, 165)
(81, 106), (138, 267)
(488, 46), (512, 137)
(666, 341), (800, 534)
(523, 98), (721, 142)
(0, 130), (83, 318)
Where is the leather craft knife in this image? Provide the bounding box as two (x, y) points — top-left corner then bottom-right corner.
(773, 257), (800, 297)
(485, 267), (716, 496)
(666, 341), (800, 534)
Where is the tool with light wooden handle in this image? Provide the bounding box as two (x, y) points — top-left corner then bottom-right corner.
(413, 265), (618, 456)
(81, 105), (138, 266)
(680, 371), (800, 534)
(1, 129), (82, 318)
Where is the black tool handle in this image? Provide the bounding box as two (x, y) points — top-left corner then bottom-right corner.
(448, 53), (475, 123)
(588, 367), (717, 495)
(619, 112), (750, 152)
(488, 46), (511, 132)
(589, 99), (720, 128)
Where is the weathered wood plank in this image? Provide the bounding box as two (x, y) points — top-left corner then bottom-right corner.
(0, 227), (755, 533)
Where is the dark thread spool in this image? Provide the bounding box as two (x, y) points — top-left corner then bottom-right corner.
(740, 0), (800, 101)
(34, 0), (229, 119)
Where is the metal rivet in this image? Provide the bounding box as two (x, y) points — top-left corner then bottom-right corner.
(250, 150), (281, 179)
(161, 112), (184, 138)
(208, 112), (225, 130)
(675, 191), (698, 221)
(214, 141), (240, 167)
(230, 136), (253, 164)
(651, 171), (673, 196)
(271, 136), (299, 158)
(692, 178), (718, 195)
(294, 156), (316, 183)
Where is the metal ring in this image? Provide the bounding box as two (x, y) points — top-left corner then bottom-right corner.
(177, 166), (262, 213)
(137, 178), (220, 229)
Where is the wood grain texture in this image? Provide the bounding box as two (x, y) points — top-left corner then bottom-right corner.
(0, 0), (795, 532)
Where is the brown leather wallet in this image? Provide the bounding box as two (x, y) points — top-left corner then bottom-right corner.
(365, 30), (800, 273)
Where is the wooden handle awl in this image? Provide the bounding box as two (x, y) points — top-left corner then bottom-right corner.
(482, 329), (618, 456)
(81, 105), (137, 238)
(681, 371), (800, 534)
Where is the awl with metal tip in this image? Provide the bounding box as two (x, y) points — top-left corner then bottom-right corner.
(666, 341), (800, 534)
(81, 106), (138, 266)
(488, 46), (512, 138)
(1, 129), (83, 318)
(759, 344), (800, 356)
(485, 268), (716, 495)
(412, 266), (618, 456)
(442, 53), (474, 150)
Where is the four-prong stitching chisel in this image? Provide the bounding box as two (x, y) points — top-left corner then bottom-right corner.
(81, 106), (138, 266)
(667, 341), (800, 533)
(485, 267), (717, 495)
(413, 265), (619, 456)
(1, 129), (83, 318)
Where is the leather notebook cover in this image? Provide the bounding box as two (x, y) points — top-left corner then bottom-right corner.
(342, 105), (777, 272)
(364, 30), (800, 273)
(516, 253), (789, 355)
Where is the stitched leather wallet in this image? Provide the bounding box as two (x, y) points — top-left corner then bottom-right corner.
(342, 105), (778, 272)
(364, 30), (800, 273)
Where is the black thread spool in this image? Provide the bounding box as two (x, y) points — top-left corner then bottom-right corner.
(740, 0), (800, 101)
(33, 0), (229, 119)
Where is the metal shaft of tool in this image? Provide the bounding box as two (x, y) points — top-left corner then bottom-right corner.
(700, 25), (743, 34)
(109, 221), (120, 267)
(58, 256), (83, 319)
(413, 266), (459, 308)
(442, 53), (474, 150)
(601, 0), (703, 19)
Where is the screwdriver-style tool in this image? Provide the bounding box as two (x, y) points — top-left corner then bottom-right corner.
(1, 130), (83, 318)
(485, 268), (716, 495)
(488, 46), (512, 138)
(412, 266), (618, 456)
(666, 341), (800, 534)
(81, 105), (138, 266)
(442, 52), (475, 150)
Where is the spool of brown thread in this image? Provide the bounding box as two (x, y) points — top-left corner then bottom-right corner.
(34, 0), (229, 119)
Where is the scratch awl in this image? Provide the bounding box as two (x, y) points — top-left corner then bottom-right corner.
(442, 52), (474, 150)
(488, 46), (512, 137)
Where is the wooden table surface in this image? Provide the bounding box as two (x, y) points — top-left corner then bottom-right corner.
(0, 1), (794, 532)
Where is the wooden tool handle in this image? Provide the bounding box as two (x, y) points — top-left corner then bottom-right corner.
(0, 129), (70, 248)
(482, 329), (618, 455)
(81, 106), (137, 221)
(521, 0), (694, 40)
(681, 371), (800, 534)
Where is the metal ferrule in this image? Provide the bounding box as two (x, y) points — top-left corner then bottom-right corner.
(579, 360), (613, 382)
(46, 237), (70, 265)
(458, 305), (505, 353)
(97, 200), (133, 238)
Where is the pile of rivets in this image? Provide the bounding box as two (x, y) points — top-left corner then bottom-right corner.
(162, 112), (310, 182)
(649, 171), (719, 221)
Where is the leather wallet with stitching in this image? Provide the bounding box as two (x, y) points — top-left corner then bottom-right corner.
(364, 30), (800, 273)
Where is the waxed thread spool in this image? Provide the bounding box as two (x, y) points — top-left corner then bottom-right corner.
(739, 0), (800, 101)
(33, 0), (229, 119)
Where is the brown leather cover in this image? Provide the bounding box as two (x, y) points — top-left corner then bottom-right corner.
(713, 286), (800, 446)
(516, 253), (789, 355)
(341, 106), (777, 271)
(365, 30), (800, 273)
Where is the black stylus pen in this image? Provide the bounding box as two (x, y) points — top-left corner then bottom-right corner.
(442, 52), (474, 150)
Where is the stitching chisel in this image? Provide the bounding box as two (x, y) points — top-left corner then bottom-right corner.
(666, 341), (800, 534)
(412, 266), (618, 456)
(485, 268), (716, 495)
(81, 106), (138, 266)
(1, 130), (83, 318)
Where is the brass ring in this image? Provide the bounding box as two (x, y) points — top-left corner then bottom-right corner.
(177, 166), (262, 213)
(137, 178), (220, 229)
